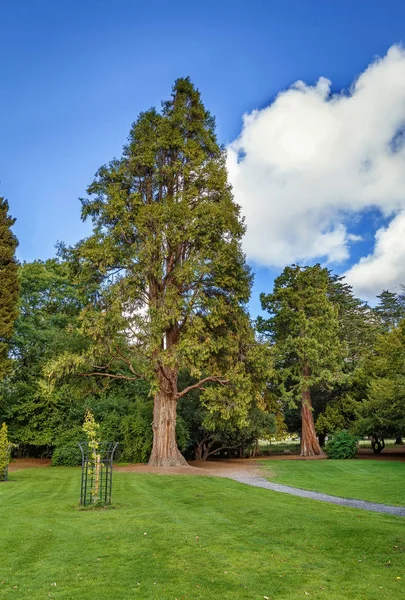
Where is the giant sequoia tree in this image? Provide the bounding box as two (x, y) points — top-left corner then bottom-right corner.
(0, 197), (19, 379)
(52, 78), (267, 466)
(259, 265), (344, 456)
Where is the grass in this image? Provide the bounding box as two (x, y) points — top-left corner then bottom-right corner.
(0, 467), (404, 600)
(259, 459), (405, 506)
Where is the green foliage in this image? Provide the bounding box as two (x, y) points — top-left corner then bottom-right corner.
(316, 395), (359, 436)
(63, 77), (254, 396)
(83, 408), (100, 457)
(178, 370), (275, 460)
(295, 274), (378, 439)
(0, 197), (19, 379)
(118, 399), (154, 463)
(0, 261), (163, 461)
(0, 260), (90, 450)
(354, 320), (405, 441)
(47, 78), (270, 463)
(327, 273), (377, 369)
(373, 290), (405, 332)
(259, 264), (345, 406)
(0, 422), (10, 480)
(325, 430), (358, 459)
(51, 436), (82, 466)
(82, 409), (104, 504)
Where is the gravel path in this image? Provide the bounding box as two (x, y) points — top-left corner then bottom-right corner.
(229, 473), (405, 517)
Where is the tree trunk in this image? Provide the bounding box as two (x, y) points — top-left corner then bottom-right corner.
(202, 445), (212, 461)
(195, 442), (203, 461)
(395, 437), (403, 445)
(300, 382), (324, 457)
(149, 381), (187, 467)
(318, 433), (326, 447)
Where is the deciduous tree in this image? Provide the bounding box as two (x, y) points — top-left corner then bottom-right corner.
(0, 260), (88, 451)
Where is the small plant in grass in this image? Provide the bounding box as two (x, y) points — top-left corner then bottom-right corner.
(0, 422), (11, 481)
(82, 409), (102, 504)
(325, 430), (358, 459)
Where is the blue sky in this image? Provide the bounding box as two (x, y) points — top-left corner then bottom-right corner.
(1, 1), (405, 316)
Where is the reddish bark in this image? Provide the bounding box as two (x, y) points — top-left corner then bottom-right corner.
(300, 367), (324, 457)
(148, 365), (187, 467)
(149, 386), (187, 466)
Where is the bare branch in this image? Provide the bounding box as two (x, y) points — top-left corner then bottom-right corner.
(206, 444), (239, 458)
(113, 345), (142, 377)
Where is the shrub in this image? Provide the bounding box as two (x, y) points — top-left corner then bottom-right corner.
(0, 422), (11, 481)
(326, 430), (358, 459)
(119, 400), (154, 463)
(52, 442), (82, 466)
(52, 430), (82, 466)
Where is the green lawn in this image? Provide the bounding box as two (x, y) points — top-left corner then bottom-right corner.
(259, 459), (405, 506)
(0, 467), (404, 600)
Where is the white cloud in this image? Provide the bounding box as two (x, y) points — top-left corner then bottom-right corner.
(227, 45), (405, 297)
(344, 211), (405, 300)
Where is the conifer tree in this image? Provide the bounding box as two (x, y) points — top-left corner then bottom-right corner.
(373, 290), (405, 332)
(0, 197), (19, 379)
(327, 273), (377, 368)
(259, 265), (344, 456)
(354, 319), (405, 451)
(51, 79), (268, 466)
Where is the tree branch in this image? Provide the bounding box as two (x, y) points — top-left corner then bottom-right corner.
(113, 345), (142, 377)
(177, 376), (229, 398)
(82, 372), (143, 382)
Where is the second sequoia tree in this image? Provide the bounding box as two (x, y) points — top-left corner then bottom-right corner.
(259, 265), (344, 456)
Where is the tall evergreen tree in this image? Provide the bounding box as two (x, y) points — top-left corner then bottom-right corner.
(354, 319), (405, 451)
(0, 197), (19, 379)
(327, 273), (377, 368)
(312, 274), (378, 443)
(259, 265), (344, 456)
(51, 78), (268, 466)
(373, 290), (405, 332)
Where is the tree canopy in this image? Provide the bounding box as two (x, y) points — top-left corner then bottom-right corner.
(354, 319), (405, 449)
(373, 290), (405, 333)
(0, 197), (19, 379)
(259, 264), (345, 455)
